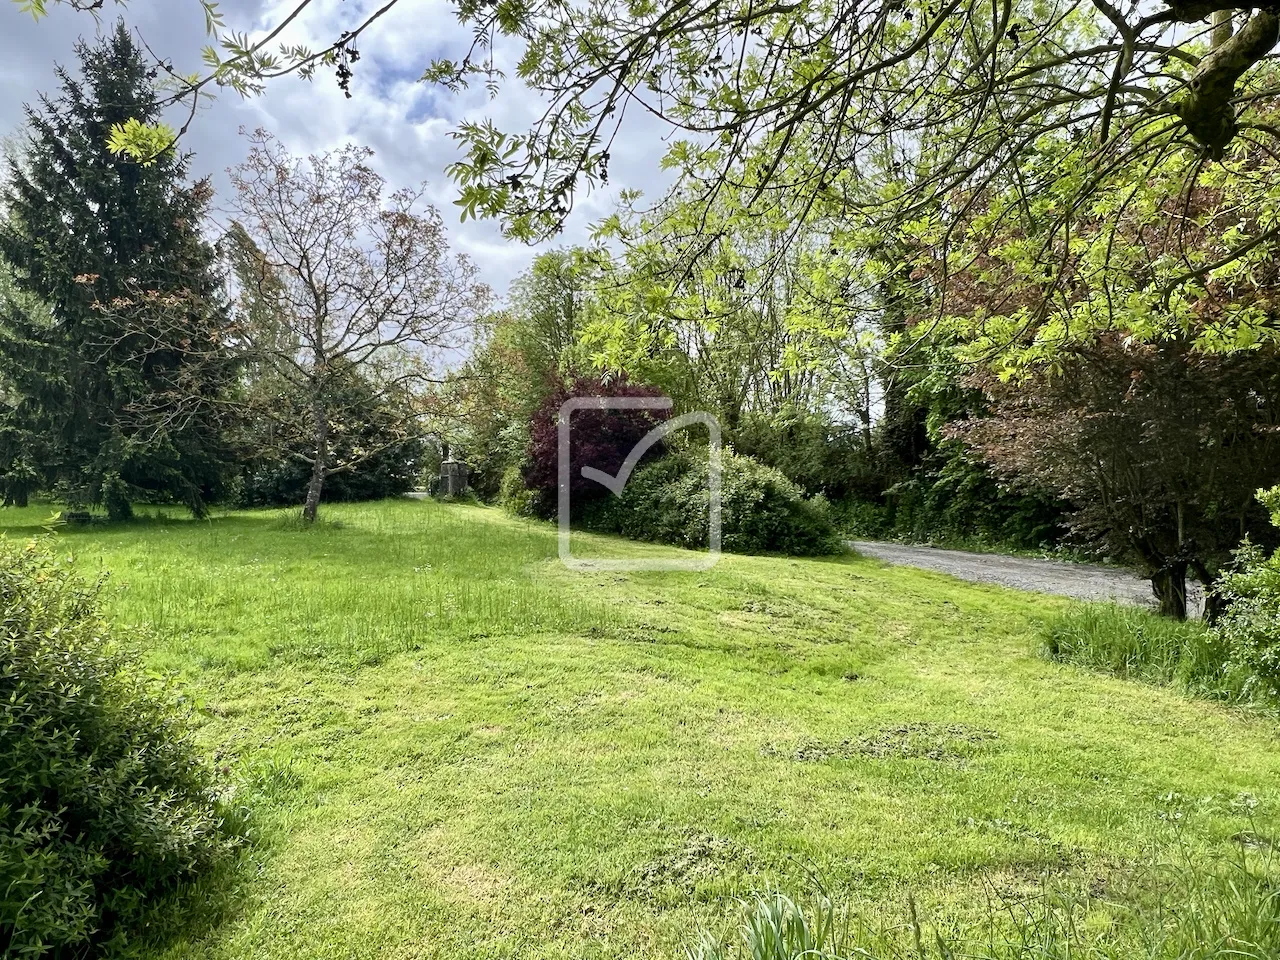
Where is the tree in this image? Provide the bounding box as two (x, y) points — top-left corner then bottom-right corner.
(225, 130), (487, 523)
(581, 189), (886, 498)
(441, 248), (599, 499)
(0, 23), (236, 518)
(0, 263), (51, 508)
(505, 249), (595, 390)
(591, 188), (879, 421)
(523, 373), (669, 519)
(960, 337), (1280, 619)
(237, 362), (427, 507)
(39, 0), (1280, 342)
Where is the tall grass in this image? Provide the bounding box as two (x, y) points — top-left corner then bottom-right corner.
(69, 499), (617, 671)
(689, 844), (1280, 959)
(1039, 603), (1247, 701)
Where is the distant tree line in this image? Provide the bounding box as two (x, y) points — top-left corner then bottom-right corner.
(445, 179), (1280, 618)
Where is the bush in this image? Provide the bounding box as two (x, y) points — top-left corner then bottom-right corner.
(237, 368), (426, 508)
(498, 463), (538, 517)
(839, 440), (1065, 552)
(1203, 486), (1280, 703)
(1040, 603), (1242, 699)
(0, 538), (242, 956)
(834, 499), (894, 540)
(593, 451), (843, 556)
(523, 373), (669, 519)
(1213, 540), (1280, 703)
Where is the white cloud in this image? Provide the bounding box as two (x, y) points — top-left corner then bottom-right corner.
(0, 0), (676, 299)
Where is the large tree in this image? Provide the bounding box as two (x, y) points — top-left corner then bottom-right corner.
(960, 337), (1280, 619)
(0, 263), (51, 508)
(0, 22), (236, 518)
(225, 130), (487, 523)
(441, 249), (597, 498)
(38, 2), (1280, 325)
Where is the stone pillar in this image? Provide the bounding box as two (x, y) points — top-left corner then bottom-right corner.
(437, 459), (469, 497)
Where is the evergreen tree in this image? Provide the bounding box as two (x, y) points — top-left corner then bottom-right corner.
(0, 22), (236, 519)
(0, 264), (51, 508)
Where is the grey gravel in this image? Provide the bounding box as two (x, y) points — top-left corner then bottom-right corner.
(849, 540), (1204, 616)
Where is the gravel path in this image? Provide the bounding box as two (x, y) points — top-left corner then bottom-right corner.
(850, 540), (1204, 614)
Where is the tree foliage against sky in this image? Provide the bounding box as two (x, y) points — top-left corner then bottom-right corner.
(24, 4), (1277, 243)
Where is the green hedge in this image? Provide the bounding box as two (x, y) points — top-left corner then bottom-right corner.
(0, 538), (243, 957)
(591, 451), (843, 556)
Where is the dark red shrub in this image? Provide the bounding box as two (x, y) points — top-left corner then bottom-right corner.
(523, 374), (670, 518)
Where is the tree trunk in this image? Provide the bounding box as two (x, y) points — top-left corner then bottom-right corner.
(1201, 589), (1225, 626)
(1190, 560), (1224, 625)
(1151, 562), (1189, 619)
(302, 399), (328, 524)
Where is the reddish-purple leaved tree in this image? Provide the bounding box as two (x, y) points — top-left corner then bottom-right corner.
(524, 374), (669, 517)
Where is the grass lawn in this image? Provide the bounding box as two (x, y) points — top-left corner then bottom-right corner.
(4, 499), (1279, 958)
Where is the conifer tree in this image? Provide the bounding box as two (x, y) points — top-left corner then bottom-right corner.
(0, 22), (236, 519)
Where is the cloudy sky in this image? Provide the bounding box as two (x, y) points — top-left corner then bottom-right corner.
(0, 0), (670, 298)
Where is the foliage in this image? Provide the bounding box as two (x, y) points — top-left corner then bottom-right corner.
(523, 372), (670, 519)
(592, 450), (843, 556)
(32, 0), (1280, 374)
(0, 264), (50, 508)
(732, 409), (877, 502)
(0, 537), (242, 957)
(502, 248), (597, 389)
(441, 249), (598, 500)
(1041, 603), (1243, 702)
(1211, 486), (1280, 702)
(929, 118), (1280, 371)
(583, 190), (879, 436)
(497, 462), (536, 516)
(237, 367), (426, 507)
(960, 337), (1280, 619)
(0, 24), (238, 519)
(224, 129), (486, 522)
(831, 327), (1064, 552)
(849, 442), (1065, 551)
(105, 117), (175, 165)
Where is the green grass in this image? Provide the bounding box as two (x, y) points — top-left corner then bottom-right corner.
(4, 499), (1280, 959)
(689, 845), (1280, 959)
(1041, 603), (1250, 701)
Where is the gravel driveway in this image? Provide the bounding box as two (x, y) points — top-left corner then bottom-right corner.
(850, 540), (1205, 614)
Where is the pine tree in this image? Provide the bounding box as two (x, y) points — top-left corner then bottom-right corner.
(0, 22), (237, 519)
(0, 264), (51, 508)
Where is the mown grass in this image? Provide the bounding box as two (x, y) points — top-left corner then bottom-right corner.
(4, 499), (1279, 959)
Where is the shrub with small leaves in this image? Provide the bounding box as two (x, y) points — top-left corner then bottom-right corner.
(1214, 543), (1280, 704)
(594, 451), (842, 556)
(0, 538), (243, 957)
